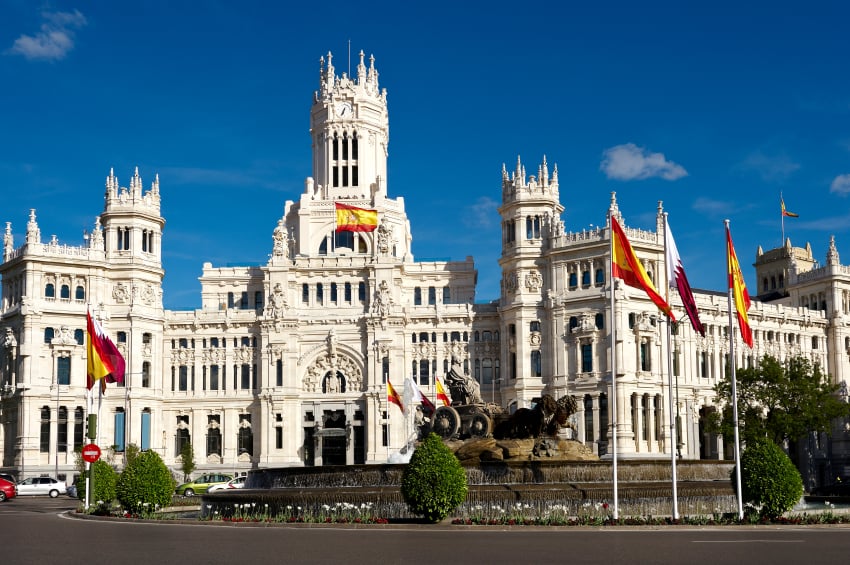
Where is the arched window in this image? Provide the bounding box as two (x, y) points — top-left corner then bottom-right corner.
(45, 283), (55, 298)
(595, 269), (605, 286)
(74, 329), (84, 345)
(75, 285), (85, 300)
(595, 313), (604, 330)
(44, 327), (54, 343)
(569, 273), (578, 289)
(581, 271), (590, 287)
(60, 284), (70, 299)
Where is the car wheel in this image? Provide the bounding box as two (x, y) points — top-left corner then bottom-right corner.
(183, 488), (194, 496)
(49, 489), (59, 498)
(0, 491), (6, 502)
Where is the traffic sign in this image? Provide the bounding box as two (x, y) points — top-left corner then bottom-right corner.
(82, 443), (101, 463)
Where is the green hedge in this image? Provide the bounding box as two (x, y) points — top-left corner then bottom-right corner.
(737, 437), (803, 519)
(401, 433), (468, 522)
(116, 450), (175, 513)
(77, 460), (117, 504)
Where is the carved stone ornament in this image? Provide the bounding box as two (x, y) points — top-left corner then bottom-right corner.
(3, 327), (17, 349)
(504, 270), (518, 293)
(303, 350), (363, 394)
(266, 282), (288, 318)
(113, 282), (130, 304)
(370, 280), (393, 318)
(141, 284), (156, 305)
(376, 218), (391, 255)
(525, 270), (542, 292)
(272, 218), (289, 257)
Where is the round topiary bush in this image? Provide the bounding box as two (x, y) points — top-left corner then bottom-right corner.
(401, 432), (468, 522)
(116, 450), (175, 513)
(737, 437), (803, 519)
(78, 460), (118, 504)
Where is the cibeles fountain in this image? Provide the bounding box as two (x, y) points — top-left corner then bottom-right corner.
(202, 367), (735, 520)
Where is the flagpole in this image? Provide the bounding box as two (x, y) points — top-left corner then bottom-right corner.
(725, 219), (745, 520)
(608, 210), (619, 521)
(780, 192), (785, 245)
(662, 213), (679, 520)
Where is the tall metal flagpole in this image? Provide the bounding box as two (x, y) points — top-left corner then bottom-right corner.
(608, 210), (619, 520)
(725, 219), (744, 520)
(662, 213), (679, 520)
(780, 192), (785, 245)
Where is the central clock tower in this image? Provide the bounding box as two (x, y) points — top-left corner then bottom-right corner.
(310, 50), (389, 200)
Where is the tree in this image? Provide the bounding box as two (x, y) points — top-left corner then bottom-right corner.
(735, 437), (803, 519)
(116, 450), (175, 513)
(401, 433), (468, 522)
(710, 355), (850, 446)
(180, 442), (196, 482)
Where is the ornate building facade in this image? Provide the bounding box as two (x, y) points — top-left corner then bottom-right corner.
(1, 51), (848, 489)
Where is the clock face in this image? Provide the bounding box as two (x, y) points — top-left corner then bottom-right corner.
(335, 102), (352, 118)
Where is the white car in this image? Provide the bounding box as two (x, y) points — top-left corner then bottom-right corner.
(17, 477), (67, 497)
(207, 476), (246, 493)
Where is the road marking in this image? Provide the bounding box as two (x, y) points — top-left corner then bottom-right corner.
(693, 540), (804, 543)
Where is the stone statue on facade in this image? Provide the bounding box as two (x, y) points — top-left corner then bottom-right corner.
(267, 283), (287, 318)
(371, 280), (393, 317)
(445, 355), (482, 405)
(376, 218), (391, 255)
(272, 219), (288, 258)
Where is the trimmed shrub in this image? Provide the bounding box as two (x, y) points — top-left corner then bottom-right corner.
(77, 460), (118, 504)
(401, 433), (468, 522)
(116, 450), (175, 513)
(736, 437), (803, 519)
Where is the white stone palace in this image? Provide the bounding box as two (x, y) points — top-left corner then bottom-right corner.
(1, 51), (849, 489)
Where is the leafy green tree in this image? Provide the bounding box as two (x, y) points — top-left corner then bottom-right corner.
(710, 355), (849, 446)
(179, 442), (196, 482)
(401, 433), (468, 523)
(735, 437), (803, 519)
(78, 460), (118, 504)
(116, 450), (175, 513)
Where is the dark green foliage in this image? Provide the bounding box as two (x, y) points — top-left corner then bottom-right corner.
(78, 460), (118, 503)
(124, 443), (141, 467)
(116, 450), (175, 513)
(735, 437), (803, 519)
(180, 442), (196, 481)
(401, 433), (468, 522)
(710, 355), (850, 445)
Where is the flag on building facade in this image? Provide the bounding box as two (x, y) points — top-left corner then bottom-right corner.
(781, 197), (798, 218)
(407, 377), (436, 415)
(664, 217), (705, 336)
(611, 216), (675, 320)
(387, 380), (404, 413)
(435, 377), (451, 407)
(86, 309), (126, 390)
(335, 202), (378, 232)
(726, 225), (753, 348)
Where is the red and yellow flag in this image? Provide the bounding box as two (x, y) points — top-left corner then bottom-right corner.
(611, 216), (675, 320)
(435, 378), (451, 407)
(726, 225), (753, 348)
(335, 203), (378, 232)
(86, 309), (126, 390)
(781, 197), (798, 218)
(387, 380), (404, 413)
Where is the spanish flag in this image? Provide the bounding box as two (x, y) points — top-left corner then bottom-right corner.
(726, 224), (753, 348)
(435, 377), (451, 407)
(387, 380), (404, 413)
(335, 202), (378, 232)
(86, 309), (126, 390)
(611, 216), (675, 321)
(781, 197), (798, 218)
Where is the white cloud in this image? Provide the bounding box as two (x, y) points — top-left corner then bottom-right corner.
(830, 174), (850, 196)
(600, 143), (687, 181)
(738, 151), (800, 183)
(692, 197), (733, 216)
(463, 196), (499, 228)
(7, 10), (87, 62)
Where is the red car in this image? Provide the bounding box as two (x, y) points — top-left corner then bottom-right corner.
(0, 477), (16, 502)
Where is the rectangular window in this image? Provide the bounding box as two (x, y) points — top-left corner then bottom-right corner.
(179, 366), (188, 391)
(57, 407), (68, 453)
(331, 282), (338, 303)
(428, 286), (436, 305)
(210, 365), (220, 390)
(142, 361), (151, 388)
(40, 408), (51, 453)
(414, 287), (422, 305)
(531, 350), (542, 378)
(581, 343), (593, 372)
(74, 408), (84, 449)
(141, 410), (151, 451)
(241, 364), (251, 389)
(302, 284), (309, 304)
(640, 342), (650, 372)
(275, 427), (283, 449)
(276, 359), (283, 387)
(358, 282), (366, 302)
(382, 356), (389, 384)
(240, 292), (249, 309)
(57, 357), (71, 385)
(317, 283), (324, 304)
(114, 410), (126, 452)
(442, 287), (450, 304)
(344, 282), (352, 303)
(255, 291), (263, 311)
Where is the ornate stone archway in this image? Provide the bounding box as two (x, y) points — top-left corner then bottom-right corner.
(302, 331), (363, 393)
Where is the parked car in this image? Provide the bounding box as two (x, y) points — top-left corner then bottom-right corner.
(0, 477), (16, 502)
(0, 473), (16, 485)
(16, 476), (66, 497)
(174, 473), (232, 496)
(207, 475), (247, 493)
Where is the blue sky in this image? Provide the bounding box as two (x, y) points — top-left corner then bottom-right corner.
(2, 1), (850, 309)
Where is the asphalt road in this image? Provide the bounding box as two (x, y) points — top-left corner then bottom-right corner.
(2, 497), (850, 565)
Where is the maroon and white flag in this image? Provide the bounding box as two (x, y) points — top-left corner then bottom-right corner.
(665, 218), (705, 336)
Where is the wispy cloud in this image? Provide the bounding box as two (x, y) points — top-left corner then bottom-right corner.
(463, 196), (499, 228)
(7, 10), (87, 62)
(600, 143), (687, 181)
(156, 166), (285, 191)
(692, 197), (734, 216)
(830, 174), (850, 196)
(737, 150), (800, 183)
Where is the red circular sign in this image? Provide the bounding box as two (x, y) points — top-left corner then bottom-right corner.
(82, 443), (101, 463)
